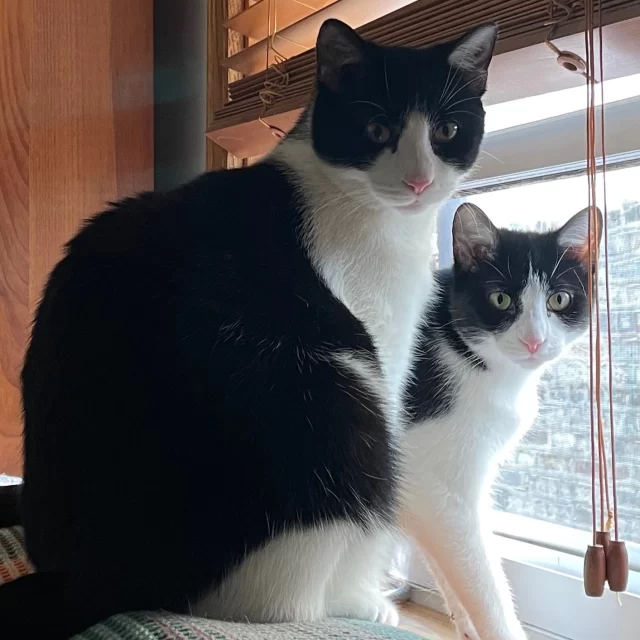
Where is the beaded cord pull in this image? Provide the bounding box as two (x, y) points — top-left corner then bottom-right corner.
(584, 545), (606, 598)
(546, 0), (631, 598)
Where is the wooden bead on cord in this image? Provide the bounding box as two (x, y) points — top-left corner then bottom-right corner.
(595, 530), (611, 581)
(595, 530), (611, 555)
(584, 545), (607, 597)
(606, 541), (629, 592)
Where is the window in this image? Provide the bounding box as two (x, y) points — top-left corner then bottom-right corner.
(409, 74), (640, 640)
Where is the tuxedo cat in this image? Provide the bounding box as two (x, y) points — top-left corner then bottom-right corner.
(0, 20), (497, 637)
(403, 202), (602, 640)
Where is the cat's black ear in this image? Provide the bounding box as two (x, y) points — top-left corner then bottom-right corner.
(452, 202), (499, 271)
(557, 206), (603, 269)
(447, 23), (498, 92)
(316, 19), (367, 92)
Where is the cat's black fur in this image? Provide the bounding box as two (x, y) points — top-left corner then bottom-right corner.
(407, 207), (600, 422)
(8, 163), (391, 636)
(0, 20), (494, 637)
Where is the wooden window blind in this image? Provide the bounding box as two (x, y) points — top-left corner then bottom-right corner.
(207, 0), (640, 162)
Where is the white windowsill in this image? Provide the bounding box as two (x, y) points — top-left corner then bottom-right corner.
(408, 534), (640, 640)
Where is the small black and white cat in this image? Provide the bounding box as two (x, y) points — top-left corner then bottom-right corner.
(402, 203), (602, 640)
(0, 20), (497, 637)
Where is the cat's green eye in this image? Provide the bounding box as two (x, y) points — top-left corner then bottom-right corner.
(489, 291), (511, 311)
(366, 122), (391, 144)
(433, 122), (459, 143)
(547, 291), (572, 312)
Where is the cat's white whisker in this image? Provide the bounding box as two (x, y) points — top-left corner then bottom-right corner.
(383, 55), (391, 102)
(444, 95), (480, 111)
(349, 99), (387, 113)
(549, 245), (572, 280)
(482, 260), (507, 280)
(447, 110), (484, 120)
(479, 149), (505, 164)
(441, 75), (482, 109)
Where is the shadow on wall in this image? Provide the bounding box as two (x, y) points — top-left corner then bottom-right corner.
(154, 0), (207, 192)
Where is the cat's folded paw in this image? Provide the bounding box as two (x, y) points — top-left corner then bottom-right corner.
(327, 592), (398, 626)
(453, 620), (527, 640)
(374, 596), (399, 626)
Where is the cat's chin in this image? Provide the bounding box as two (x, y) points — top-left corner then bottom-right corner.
(517, 358), (544, 370)
(391, 198), (435, 215)
(396, 200), (426, 214)
(512, 355), (553, 372)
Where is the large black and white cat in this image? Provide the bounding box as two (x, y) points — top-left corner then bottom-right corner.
(0, 20), (497, 637)
(402, 203), (602, 640)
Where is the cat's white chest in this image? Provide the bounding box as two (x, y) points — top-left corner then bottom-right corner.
(310, 205), (437, 405)
(363, 263), (433, 399)
(404, 368), (539, 499)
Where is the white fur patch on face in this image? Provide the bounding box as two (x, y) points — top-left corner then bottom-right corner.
(367, 112), (465, 214)
(470, 264), (583, 373)
(516, 271), (549, 344)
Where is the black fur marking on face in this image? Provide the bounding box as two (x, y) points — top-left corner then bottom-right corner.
(311, 20), (496, 171)
(406, 206), (599, 423)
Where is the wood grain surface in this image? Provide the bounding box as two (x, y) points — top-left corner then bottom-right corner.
(30, 0), (154, 306)
(0, 1), (153, 476)
(0, 2), (31, 476)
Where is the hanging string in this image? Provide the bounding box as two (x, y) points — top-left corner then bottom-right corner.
(598, 0), (619, 544)
(581, 0), (629, 596)
(584, 0), (604, 548)
(258, 0), (291, 140)
(584, 0), (597, 544)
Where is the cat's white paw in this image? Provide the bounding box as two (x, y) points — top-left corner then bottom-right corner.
(327, 592), (398, 626)
(374, 596), (399, 626)
(453, 617), (479, 640)
(453, 617), (527, 640)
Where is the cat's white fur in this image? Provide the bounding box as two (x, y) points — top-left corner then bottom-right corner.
(197, 112), (466, 624)
(401, 209), (593, 640)
(289, 112), (462, 401)
(195, 521), (398, 624)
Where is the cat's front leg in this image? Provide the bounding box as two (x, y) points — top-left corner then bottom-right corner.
(402, 492), (527, 640)
(325, 528), (399, 626)
(421, 558), (481, 640)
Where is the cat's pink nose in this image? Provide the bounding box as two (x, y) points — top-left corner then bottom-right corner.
(521, 338), (544, 354)
(403, 177), (432, 195)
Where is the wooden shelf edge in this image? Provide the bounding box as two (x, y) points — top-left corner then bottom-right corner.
(206, 108), (303, 159)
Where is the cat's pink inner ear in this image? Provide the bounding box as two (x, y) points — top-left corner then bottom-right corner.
(570, 231), (600, 270)
(558, 205), (602, 269)
(452, 202), (497, 270)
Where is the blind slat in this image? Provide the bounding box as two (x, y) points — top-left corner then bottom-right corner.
(223, 0), (419, 76)
(209, 2), (640, 159)
(225, 0), (338, 42)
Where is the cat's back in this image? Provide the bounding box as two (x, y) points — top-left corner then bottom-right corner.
(37, 161), (321, 343)
(66, 162), (293, 263)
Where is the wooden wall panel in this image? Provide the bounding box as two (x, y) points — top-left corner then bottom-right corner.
(0, 1), (153, 476)
(30, 0), (154, 306)
(0, 2), (31, 477)
(207, 0), (230, 171)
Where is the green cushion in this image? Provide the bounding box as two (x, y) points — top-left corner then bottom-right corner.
(76, 613), (428, 640)
(0, 527), (428, 640)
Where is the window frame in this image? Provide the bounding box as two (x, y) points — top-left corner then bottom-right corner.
(407, 92), (640, 640)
